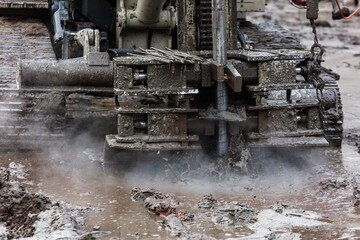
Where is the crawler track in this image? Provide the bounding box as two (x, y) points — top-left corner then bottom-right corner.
(242, 22), (344, 147)
(322, 79), (343, 147)
(0, 17), (65, 149)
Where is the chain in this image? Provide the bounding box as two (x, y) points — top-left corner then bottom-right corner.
(308, 20), (340, 94)
(307, 20), (342, 142)
(310, 20), (324, 67)
(308, 19), (325, 100)
(306, 19), (327, 131)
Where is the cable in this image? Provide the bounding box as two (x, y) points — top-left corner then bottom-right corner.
(336, 0), (360, 19)
(236, 20), (246, 48)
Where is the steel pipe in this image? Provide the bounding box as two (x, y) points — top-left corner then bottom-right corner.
(216, 81), (228, 156)
(17, 58), (113, 88)
(126, 10), (175, 30)
(134, 73), (147, 81)
(212, 0), (228, 156)
(136, 0), (166, 24)
(212, 0), (227, 65)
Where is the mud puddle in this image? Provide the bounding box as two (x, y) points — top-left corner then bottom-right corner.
(0, 144), (360, 239)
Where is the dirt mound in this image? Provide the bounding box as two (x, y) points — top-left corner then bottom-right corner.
(0, 165), (51, 238)
(0, 185), (51, 238)
(0, 163), (92, 239)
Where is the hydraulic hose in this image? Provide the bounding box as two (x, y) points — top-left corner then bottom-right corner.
(335, 0), (360, 19)
(236, 20), (246, 48)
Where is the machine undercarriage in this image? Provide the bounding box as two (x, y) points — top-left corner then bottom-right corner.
(0, 0), (343, 168)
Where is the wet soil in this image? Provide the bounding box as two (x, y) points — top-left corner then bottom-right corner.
(0, 162), (93, 239)
(344, 128), (360, 152)
(0, 0), (359, 239)
(0, 146), (359, 239)
(0, 164), (51, 238)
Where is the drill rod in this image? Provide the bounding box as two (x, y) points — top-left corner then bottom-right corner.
(212, 0), (228, 156)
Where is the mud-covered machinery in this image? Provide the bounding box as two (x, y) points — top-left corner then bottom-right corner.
(104, 0), (343, 163)
(1, 0), (343, 163)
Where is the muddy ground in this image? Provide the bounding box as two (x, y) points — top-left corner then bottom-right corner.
(0, 0), (360, 239)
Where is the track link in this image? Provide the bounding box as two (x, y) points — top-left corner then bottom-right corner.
(0, 17), (65, 149)
(322, 80), (343, 147)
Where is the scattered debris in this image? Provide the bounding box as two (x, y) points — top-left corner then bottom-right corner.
(130, 187), (164, 202)
(198, 194), (217, 209)
(177, 210), (194, 222)
(144, 195), (178, 217)
(319, 177), (349, 190)
(163, 214), (187, 237)
(211, 201), (257, 226)
(0, 163), (92, 239)
(131, 188), (179, 217)
(93, 225), (101, 231)
(131, 188), (197, 237)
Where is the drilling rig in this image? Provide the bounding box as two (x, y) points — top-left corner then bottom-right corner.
(0, 0), (343, 166)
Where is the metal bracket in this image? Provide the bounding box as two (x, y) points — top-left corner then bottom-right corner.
(75, 29), (101, 63)
(52, 0), (69, 41)
(211, 62), (225, 82)
(87, 52), (110, 66)
(225, 62), (242, 92)
(307, 0), (319, 20)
